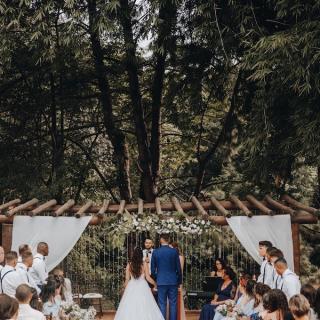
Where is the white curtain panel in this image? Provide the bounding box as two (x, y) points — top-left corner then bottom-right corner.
(11, 216), (91, 272)
(226, 215), (294, 271)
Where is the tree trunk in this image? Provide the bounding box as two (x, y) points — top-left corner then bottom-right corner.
(118, 0), (155, 201)
(88, 0), (132, 201)
(150, 0), (177, 192)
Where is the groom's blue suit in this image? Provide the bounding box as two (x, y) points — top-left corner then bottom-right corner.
(151, 245), (182, 320)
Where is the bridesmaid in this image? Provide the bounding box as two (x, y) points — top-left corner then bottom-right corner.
(210, 258), (226, 278)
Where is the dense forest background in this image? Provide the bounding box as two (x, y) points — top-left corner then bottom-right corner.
(1, 0), (320, 278)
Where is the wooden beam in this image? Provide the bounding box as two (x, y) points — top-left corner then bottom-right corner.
(171, 197), (184, 214)
(0, 199), (21, 213)
(75, 200), (93, 218)
(117, 200), (126, 214)
(30, 200), (57, 216)
(191, 196), (208, 218)
(137, 198), (144, 216)
(7, 198), (39, 217)
(291, 223), (300, 274)
(230, 195), (252, 217)
(246, 195), (274, 215)
(282, 195), (319, 215)
(155, 198), (162, 215)
(1, 224), (13, 253)
(265, 195), (296, 215)
(97, 200), (109, 218)
(210, 196), (231, 218)
(54, 199), (75, 217)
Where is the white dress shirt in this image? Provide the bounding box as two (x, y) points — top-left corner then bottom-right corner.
(16, 263), (41, 294)
(143, 248), (153, 273)
(0, 265), (24, 297)
(29, 253), (48, 286)
(281, 268), (301, 299)
(257, 259), (274, 287)
(18, 304), (45, 320)
(272, 273), (283, 289)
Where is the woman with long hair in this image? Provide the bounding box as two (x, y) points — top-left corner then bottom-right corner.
(300, 284), (317, 320)
(211, 258), (227, 278)
(262, 289), (290, 320)
(114, 247), (165, 320)
(250, 283), (271, 320)
(289, 294), (311, 320)
(0, 294), (19, 320)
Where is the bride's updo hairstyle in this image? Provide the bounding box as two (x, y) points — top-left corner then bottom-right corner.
(130, 247), (143, 279)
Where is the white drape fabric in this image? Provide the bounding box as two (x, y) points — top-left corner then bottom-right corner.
(226, 215), (294, 271)
(11, 216), (91, 272)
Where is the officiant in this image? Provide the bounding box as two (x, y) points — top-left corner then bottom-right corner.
(143, 238), (154, 274)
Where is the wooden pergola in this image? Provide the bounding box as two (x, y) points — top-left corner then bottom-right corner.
(0, 194), (318, 274)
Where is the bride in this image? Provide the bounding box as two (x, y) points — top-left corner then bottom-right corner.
(115, 247), (165, 320)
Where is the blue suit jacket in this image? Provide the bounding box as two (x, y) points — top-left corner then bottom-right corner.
(151, 245), (182, 286)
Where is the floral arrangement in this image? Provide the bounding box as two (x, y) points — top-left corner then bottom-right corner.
(107, 211), (213, 236)
(61, 302), (96, 320)
(216, 300), (239, 319)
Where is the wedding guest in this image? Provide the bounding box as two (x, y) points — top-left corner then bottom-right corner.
(257, 241), (274, 287)
(234, 274), (252, 302)
(199, 266), (236, 320)
(235, 280), (256, 316)
(314, 288), (320, 319)
(262, 289), (291, 320)
(211, 258), (227, 278)
(16, 251), (41, 294)
(0, 251), (24, 297)
(143, 238), (154, 274)
(17, 244), (31, 266)
(274, 258), (301, 300)
(267, 248), (284, 289)
(41, 276), (63, 319)
(0, 246), (5, 271)
(30, 287), (43, 312)
(300, 284), (317, 320)
(289, 294), (310, 320)
(29, 242), (49, 290)
(0, 293), (19, 320)
(52, 268), (73, 303)
(16, 284), (45, 320)
(250, 283), (271, 320)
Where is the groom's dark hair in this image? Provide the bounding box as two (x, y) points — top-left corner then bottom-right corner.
(160, 233), (170, 242)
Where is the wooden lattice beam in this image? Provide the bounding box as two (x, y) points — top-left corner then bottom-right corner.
(97, 200), (109, 218)
(75, 200), (93, 218)
(30, 200), (57, 216)
(210, 196), (231, 218)
(54, 199), (75, 217)
(171, 197), (184, 214)
(137, 198), (144, 216)
(7, 198), (39, 217)
(246, 195), (274, 215)
(265, 195), (296, 216)
(282, 195), (319, 215)
(0, 199), (21, 213)
(117, 200), (126, 214)
(230, 195), (252, 217)
(191, 196), (208, 218)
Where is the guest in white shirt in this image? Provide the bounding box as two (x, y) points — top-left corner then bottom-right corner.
(257, 240), (274, 287)
(274, 258), (301, 300)
(0, 293), (19, 320)
(266, 247), (284, 289)
(143, 238), (154, 274)
(16, 284), (45, 320)
(0, 251), (25, 297)
(29, 242), (49, 290)
(0, 246), (4, 272)
(17, 251), (41, 295)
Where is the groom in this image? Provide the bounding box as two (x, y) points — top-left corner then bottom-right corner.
(151, 234), (182, 320)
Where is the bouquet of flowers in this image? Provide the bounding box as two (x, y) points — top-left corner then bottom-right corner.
(61, 302), (96, 320)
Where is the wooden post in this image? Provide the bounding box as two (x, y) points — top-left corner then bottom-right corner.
(291, 223), (300, 275)
(1, 224), (13, 253)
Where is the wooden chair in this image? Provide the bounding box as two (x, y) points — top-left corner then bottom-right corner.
(72, 283), (83, 306)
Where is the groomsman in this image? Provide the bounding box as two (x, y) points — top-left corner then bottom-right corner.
(266, 247), (284, 289)
(257, 240), (274, 287)
(274, 257), (301, 299)
(17, 244), (31, 267)
(17, 251), (41, 294)
(29, 242), (49, 290)
(0, 251), (24, 297)
(143, 238), (154, 274)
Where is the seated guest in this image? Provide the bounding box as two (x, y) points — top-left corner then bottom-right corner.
(17, 251), (41, 295)
(266, 248), (284, 289)
(0, 246), (4, 272)
(41, 275), (63, 319)
(30, 287), (43, 312)
(211, 258), (227, 278)
(274, 258), (301, 300)
(199, 266), (236, 320)
(289, 294), (311, 320)
(16, 284), (45, 320)
(300, 284), (317, 320)
(262, 289), (291, 320)
(52, 268), (73, 303)
(0, 251), (24, 297)
(234, 274), (252, 302)
(29, 242), (49, 291)
(0, 293), (19, 320)
(257, 241), (274, 288)
(250, 283), (271, 320)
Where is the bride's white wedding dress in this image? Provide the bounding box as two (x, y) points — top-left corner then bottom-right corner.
(114, 273), (165, 320)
